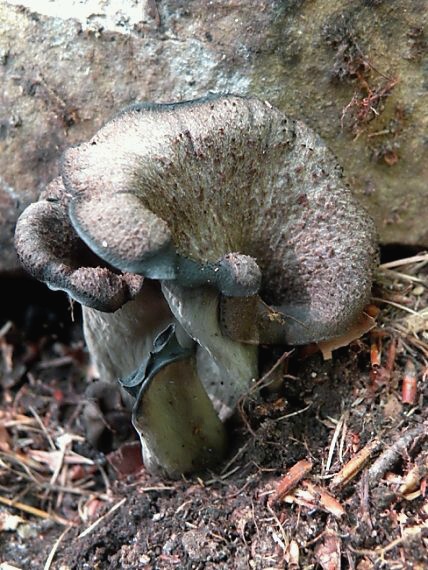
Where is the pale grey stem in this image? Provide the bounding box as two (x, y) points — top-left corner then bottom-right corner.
(161, 282), (259, 417)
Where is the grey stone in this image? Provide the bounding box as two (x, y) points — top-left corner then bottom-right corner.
(1, 0), (427, 272)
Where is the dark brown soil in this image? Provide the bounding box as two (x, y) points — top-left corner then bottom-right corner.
(0, 257), (427, 570)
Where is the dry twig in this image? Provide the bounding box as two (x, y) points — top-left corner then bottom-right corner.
(368, 424), (427, 486)
(78, 497), (126, 539)
(0, 494), (70, 526)
(44, 527), (71, 570)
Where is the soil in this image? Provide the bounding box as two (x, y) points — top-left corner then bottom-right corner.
(0, 254), (427, 570)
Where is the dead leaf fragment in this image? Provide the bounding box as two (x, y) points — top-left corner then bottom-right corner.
(318, 310), (376, 359)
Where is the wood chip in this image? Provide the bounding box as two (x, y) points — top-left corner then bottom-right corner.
(401, 358), (418, 404)
(272, 459), (313, 503)
(284, 480), (345, 519)
(331, 439), (381, 488)
(399, 451), (428, 496)
(300, 481), (345, 519)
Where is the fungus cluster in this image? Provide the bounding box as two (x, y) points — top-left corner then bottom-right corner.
(15, 94), (378, 478)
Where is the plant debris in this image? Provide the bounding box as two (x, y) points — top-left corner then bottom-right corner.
(0, 252), (427, 568)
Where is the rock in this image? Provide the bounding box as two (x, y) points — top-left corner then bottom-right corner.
(0, 0), (426, 272)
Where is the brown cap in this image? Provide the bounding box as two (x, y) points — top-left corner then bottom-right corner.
(15, 94), (378, 341)
(15, 177), (144, 311)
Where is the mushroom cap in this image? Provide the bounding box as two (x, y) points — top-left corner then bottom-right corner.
(14, 177), (144, 312)
(15, 94), (378, 343)
(61, 94), (378, 343)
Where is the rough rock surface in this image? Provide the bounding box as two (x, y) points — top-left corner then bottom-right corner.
(1, 0), (426, 272)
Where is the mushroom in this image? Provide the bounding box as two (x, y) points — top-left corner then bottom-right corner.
(14, 176), (231, 477)
(14, 94), (378, 477)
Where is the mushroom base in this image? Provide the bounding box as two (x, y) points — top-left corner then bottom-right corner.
(132, 356), (228, 479)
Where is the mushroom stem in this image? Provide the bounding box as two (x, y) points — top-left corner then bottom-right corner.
(161, 282), (259, 416)
(82, 282), (228, 477)
(122, 325), (227, 478)
(82, 281), (173, 385)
